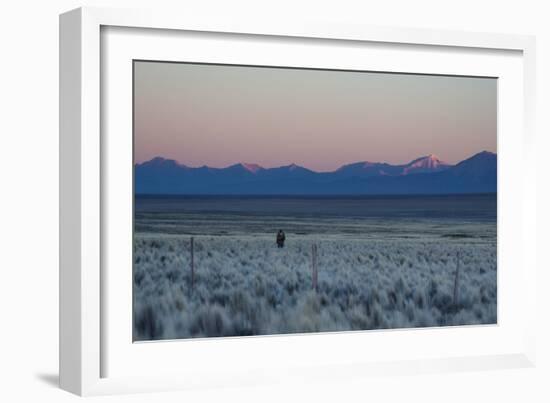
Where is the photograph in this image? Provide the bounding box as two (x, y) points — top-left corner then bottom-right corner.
(132, 60), (497, 341)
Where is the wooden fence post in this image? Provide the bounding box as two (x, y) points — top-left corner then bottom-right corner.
(190, 237), (195, 289)
(453, 251), (460, 307)
(312, 243), (318, 292)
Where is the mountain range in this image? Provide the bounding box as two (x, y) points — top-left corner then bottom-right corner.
(135, 151), (496, 195)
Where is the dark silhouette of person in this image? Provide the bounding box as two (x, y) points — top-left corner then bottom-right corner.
(276, 229), (286, 248)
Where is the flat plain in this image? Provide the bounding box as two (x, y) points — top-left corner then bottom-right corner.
(133, 197), (497, 341)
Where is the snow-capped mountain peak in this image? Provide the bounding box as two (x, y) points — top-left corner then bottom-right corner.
(408, 154), (445, 167)
(402, 154), (450, 175)
(239, 163), (264, 173)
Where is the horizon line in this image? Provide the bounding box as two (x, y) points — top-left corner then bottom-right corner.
(135, 192), (497, 198)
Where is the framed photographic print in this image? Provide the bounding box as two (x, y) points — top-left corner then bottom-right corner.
(132, 60), (498, 341)
(60, 7), (537, 396)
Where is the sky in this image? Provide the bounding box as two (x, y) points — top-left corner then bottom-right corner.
(134, 61), (497, 172)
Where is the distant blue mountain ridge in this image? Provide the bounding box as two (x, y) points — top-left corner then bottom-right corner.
(135, 151), (497, 195)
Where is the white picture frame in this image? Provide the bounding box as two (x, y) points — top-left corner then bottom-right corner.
(59, 6), (537, 396)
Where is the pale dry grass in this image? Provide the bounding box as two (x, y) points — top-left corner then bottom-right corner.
(133, 235), (496, 341)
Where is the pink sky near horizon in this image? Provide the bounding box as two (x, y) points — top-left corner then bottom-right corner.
(134, 61), (497, 172)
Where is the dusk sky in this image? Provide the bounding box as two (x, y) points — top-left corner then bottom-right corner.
(134, 61), (497, 172)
